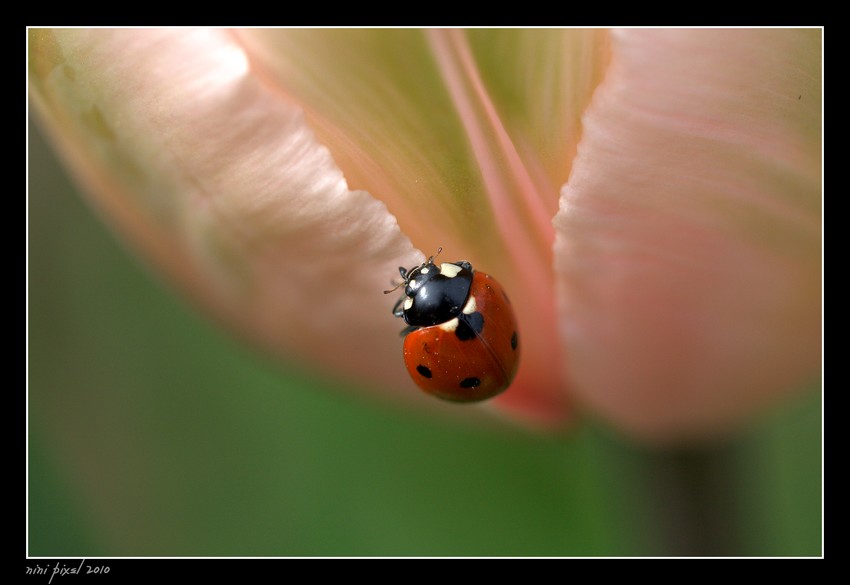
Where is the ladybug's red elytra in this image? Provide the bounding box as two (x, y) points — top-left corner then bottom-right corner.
(385, 249), (519, 402)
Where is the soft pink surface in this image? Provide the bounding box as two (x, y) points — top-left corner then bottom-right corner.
(554, 29), (821, 441)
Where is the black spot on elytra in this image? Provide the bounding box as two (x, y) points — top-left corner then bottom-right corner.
(460, 377), (481, 388)
(511, 331), (518, 351)
(416, 365), (432, 379)
(455, 312), (485, 341)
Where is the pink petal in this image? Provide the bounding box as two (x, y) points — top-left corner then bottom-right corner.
(554, 29), (821, 441)
(29, 29), (429, 404)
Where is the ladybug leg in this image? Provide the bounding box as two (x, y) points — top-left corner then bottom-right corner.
(383, 266), (411, 296)
(398, 324), (419, 337)
(392, 296), (407, 318)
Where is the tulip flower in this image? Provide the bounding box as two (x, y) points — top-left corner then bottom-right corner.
(28, 28), (821, 442)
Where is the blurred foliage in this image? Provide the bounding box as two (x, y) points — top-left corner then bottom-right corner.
(28, 120), (821, 557)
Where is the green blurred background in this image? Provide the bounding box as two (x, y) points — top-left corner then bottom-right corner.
(28, 119), (821, 557)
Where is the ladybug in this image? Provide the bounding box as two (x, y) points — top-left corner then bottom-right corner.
(385, 248), (520, 402)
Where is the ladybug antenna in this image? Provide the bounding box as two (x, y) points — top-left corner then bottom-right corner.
(383, 281), (403, 295)
(383, 247), (442, 295)
(427, 247), (443, 265)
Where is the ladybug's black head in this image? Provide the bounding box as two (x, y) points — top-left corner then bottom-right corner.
(384, 248), (444, 296)
(402, 261), (441, 298)
(398, 260), (474, 327)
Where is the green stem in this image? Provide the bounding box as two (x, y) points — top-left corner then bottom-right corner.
(641, 441), (746, 556)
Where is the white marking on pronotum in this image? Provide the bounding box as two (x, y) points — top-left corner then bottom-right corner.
(438, 317), (459, 332)
(403, 297), (413, 311)
(439, 263), (462, 278)
(420, 267), (430, 274)
(462, 296), (477, 315)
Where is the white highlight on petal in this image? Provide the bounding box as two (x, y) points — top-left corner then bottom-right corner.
(196, 28), (249, 83)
